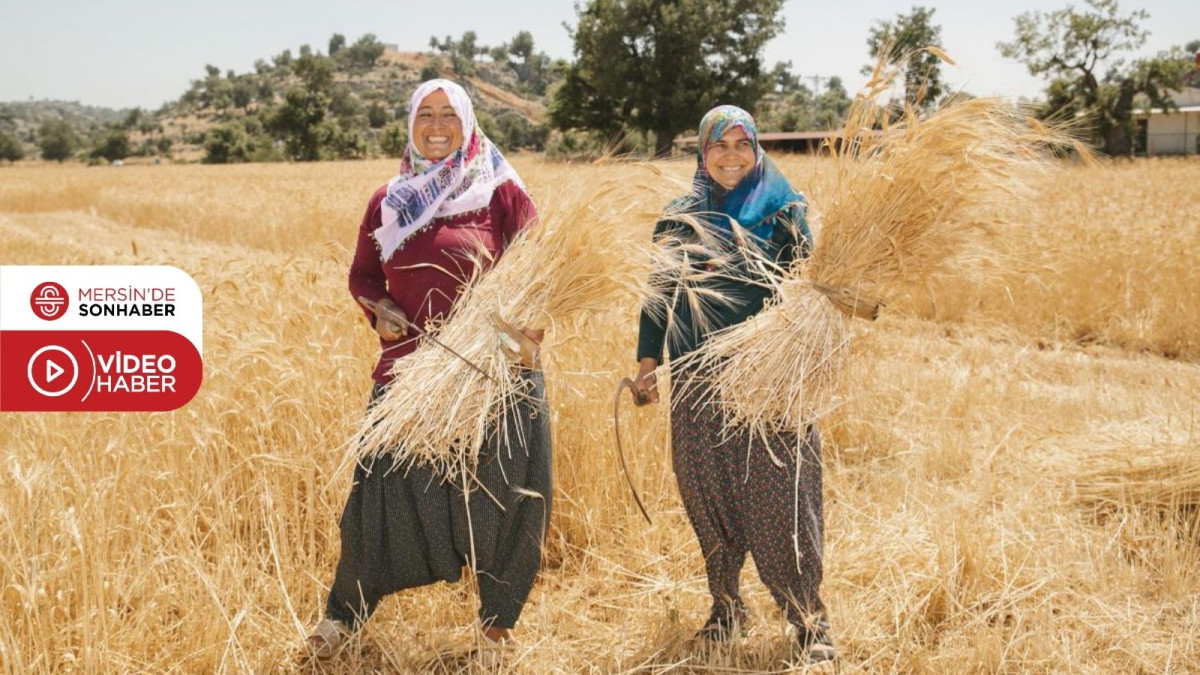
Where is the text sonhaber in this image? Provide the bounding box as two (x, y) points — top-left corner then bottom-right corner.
(94, 352), (178, 393)
(78, 286), (176, 317)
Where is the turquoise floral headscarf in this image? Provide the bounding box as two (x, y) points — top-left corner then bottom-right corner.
(688, 105), (803, 248)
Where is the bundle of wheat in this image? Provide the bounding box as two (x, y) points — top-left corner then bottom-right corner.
(352, 174), (663, 477)
(679, 54), (1080, 434)
(1073, 442), (1200, 518)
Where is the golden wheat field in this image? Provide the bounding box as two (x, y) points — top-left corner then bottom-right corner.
(1, 155), (1199, 674)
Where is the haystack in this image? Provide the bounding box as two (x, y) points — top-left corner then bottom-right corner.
(1073, 442), (1200, 521)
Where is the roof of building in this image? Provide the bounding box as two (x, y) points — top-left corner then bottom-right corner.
(1134, 105), (1200, 116)
(673, 129), (840, 147)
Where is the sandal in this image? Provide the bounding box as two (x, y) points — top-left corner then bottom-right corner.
(308, 618), (350, 659)
(476, 626), (516, 668)
(694, 603), (748, 643)
(797, 618), (837, 664)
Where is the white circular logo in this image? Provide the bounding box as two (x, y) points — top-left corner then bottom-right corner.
(26, 345), (80, 397)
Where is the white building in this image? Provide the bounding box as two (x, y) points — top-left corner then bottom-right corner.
(1134, 54), (1200, 156)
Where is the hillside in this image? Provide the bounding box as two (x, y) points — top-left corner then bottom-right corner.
(0, 100), (132, 159)
(156, 45), (553, 162)
(0, 36), (553, 163)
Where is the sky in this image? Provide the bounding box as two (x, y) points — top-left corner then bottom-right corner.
(0, 0), (1195, 110)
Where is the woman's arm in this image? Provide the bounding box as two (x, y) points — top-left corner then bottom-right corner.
(497, 181), (538, 249)
(632, 217), (682, 404)
(773, 199), (814, 269)
(348, 188), (407, 339)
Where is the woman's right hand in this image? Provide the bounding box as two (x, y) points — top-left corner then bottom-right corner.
(632, 357), (660, 405)
(373, 299), (408, 341)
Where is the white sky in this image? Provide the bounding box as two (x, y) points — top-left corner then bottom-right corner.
(0, 0), (1194, 110)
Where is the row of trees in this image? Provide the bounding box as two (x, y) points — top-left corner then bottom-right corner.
(6, 1), (1193, 164)
(194, 35), (387, 162)
(546, 0), (1195, 157)
(0, 114), (171, 164)
(429, 30), (556, 95)
(200, 30), (556, 163)
(544, 2), (958, 155)
(999, 0), (1198, 155)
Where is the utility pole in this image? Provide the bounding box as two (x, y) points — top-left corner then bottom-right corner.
(804, 74), (830, 124)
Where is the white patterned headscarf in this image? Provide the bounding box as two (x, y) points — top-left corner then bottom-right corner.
(373, 79), (524, 262)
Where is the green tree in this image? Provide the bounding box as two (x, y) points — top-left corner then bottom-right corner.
(270, 87), (330, 160)
(998, 0), (1192, 155)
(203, 122), (256, 163)
(123, 108), (142, 129)
(329, 33), (346, 56)
(345, 34), (385, 70)
(295, 52), (335, 92)
(327, 125), (368, 159)
(509, 31), (535, 61)
(257, 79), (274, 104)
(420, 57), (443, 81)
(1186, 39), (1200, 54)
(38, 120), (78, 162)
(501, 31), (555, 95)
(551, 0), (786, 155)
(91, 128), (130, 162)
(866, 6), (946, 109)
(813, 77), (851, 129)
(232, 80), (255, 109)
(367, 102), (390, 128)
(381, 122), (407, 157)
(329, 85), (361, 119)
(769, 61), (801, 94)
(431, 31), (482, 75)
(196, 65), (234, 111)
(0, 131), (24, 162)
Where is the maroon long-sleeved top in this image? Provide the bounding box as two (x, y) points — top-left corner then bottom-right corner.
(348, 180), (537, 384)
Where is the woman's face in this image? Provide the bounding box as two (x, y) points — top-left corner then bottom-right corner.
(412, 89), (464, 160)
(704, 126), (756, 189)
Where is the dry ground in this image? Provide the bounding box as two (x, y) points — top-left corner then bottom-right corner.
(1, 156), (1198, 673)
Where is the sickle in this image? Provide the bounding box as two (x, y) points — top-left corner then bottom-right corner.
(358, 296), (502, 384)
(613, 377), (653, 524)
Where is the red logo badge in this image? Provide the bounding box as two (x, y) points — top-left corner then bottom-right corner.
(30, 282), (69, 320)
(1, 331), (202, 411)
(2, 265), (204, 412)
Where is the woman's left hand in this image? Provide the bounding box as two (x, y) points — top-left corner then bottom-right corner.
(519, 328), (545, 345)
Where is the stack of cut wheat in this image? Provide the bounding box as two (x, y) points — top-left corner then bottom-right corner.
(1072, 441), (1200, 518)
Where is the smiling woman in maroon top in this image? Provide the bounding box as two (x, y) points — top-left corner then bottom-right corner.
(311, 80), (550, 658)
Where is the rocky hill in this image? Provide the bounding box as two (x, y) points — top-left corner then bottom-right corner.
(1, 36), (554, 163)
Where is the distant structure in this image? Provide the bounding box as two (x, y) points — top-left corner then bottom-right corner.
(674, 130), (841, 154)
(1132, 52), (1200, 156)
(382, 43), (399, 52)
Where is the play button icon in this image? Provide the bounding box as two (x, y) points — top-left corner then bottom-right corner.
(27, 345), (79, 397)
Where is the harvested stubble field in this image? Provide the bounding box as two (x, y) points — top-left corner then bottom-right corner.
(1, 156), (1198, 674)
